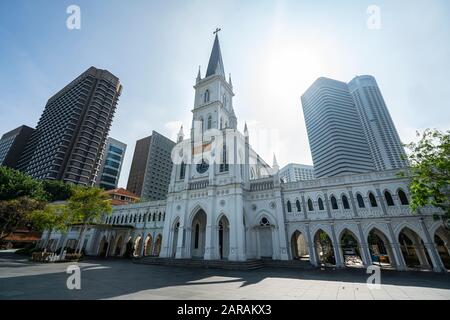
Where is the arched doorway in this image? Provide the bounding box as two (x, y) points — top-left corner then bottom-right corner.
(153, 234), (162, 256)
(172, 222), (180, 258)
(314, 229), (335, 266)
(258, 217), (273, 259)
(99, 236), (108, 257)
(124, 237), (133, 258)
(144, 235), (153, 256)
(134, 236), (143, 257)
(191, 209), (207, 259)
(399, 227), (432, 270)
(340, 229), (363, 267)
(434, 226), (450, 269)
(114, 236), (123, 256)
(368, 228), (394, 268)
(218, 215), (230, 260)
(291, 231), (309, 261)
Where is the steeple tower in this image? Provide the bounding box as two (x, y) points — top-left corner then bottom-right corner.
(192, 31), (236, 131)
(205, 33), (225, 78)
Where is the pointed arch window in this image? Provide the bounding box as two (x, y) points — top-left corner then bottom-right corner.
(331, 196), (338, 210)
(207, 115), (212, 129)
(318, 198), (324, 211)
(287, 201), (292, 213)
(220, 143), (229, 172)
(204, 89), (210, 103)
(342, 195), (350, 209)
(398, 189), (409, 205)
(384, 191), (395, 206)
(369, 192), (378, 207)
(356, 194), (365, 208)
(307, 199), (314, 211)
(223, 94), (227, 107)
(296, 200), (301, 212)
(194, 223), (200, 249)
(180, 162), (186, 180)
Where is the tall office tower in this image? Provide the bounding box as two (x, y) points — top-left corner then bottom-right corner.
(348, 75), (407, 170)
(279, 163), (315, 182)
(17, 67), (122, 185)
(126, 131), (175, 201)
(301, 77), (375, 178)
(95, 137), (127, 190)
(0, 125), (35, 169)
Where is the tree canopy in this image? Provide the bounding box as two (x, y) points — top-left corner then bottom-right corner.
(401, 129), (450, 224)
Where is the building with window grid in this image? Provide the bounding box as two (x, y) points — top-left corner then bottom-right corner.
(95, 137), (127, 190)
(16, 67), (122, 186)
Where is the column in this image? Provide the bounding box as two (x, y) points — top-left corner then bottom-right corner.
(419, 218), (446, 272)
(305, 224), (318, 266)
(300, 193), (308, 220)
(375, 186), (388, 216)
(330, 224), (344, 267)
(139, 233), (146, 257)
(323, 190), (333, 219)
(357, 222), (372, 267)
(387, 222), (406, 271)
(347, 188), (359, 218)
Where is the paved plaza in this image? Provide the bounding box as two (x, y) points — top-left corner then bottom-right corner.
(0, 251), (449, 300)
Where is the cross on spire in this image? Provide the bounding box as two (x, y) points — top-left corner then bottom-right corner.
(213, 27), (221, 35)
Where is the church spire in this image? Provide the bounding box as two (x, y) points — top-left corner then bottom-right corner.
(272, 154), (279, 172)
(196, 66), (201, 84)
(177, 125), (184, 143)
(205, 31), (225, 78)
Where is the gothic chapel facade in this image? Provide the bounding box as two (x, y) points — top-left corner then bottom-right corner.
(40, 34), (450, 273)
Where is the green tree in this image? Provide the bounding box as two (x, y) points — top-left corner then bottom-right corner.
(0, 166), (45, 201)
(67, 186), (112, 253)
(41, 180), (74, 202)
(29, 204), (74, 248)
(0, 197), (45, 240)
(401, 129), (450, 225)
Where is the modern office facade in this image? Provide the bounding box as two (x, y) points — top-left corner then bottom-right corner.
(0, 125), (35, 169)
(127, 131), (175, 201)
(348, 75), (407, 171)
(301, 77), (375, 178)
(280, 163), (315, 182)
(17, 67), (122, 186)
(95, 137), (127, 190)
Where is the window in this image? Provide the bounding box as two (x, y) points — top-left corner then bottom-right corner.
(369, 193), (378, 207)
(398, 189), (409, 205)
(206, 115), (212, 129)
(296, 200), (301, 212)
(318, 198), (324, 211)
(260, 217), (270, 226)
(220, 144), (229, 172)
(287, 201), (292, 213)
(307, 199), (314, 211)
(342, 195), (350, 209)
(356, 194), (365, 208)
(331, 196), (338, 210)
(194, 223), (200, 249)
(385, 191), (395, 206)
(179, 162), (186, 180)
(204, 90), (210, 103)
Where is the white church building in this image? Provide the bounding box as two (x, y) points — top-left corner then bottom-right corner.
(40, 34), (450, 273)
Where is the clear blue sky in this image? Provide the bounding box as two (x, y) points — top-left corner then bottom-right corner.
(1, 0), (449, 187)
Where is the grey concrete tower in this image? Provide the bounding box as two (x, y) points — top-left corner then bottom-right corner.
(17, 67), (122, 186)
(348, 75), (407, 170)
(301, 77), (375, 178)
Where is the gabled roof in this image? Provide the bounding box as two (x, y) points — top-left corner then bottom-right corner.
(104, 188), (140, 199)
(205, 34), (225, 78)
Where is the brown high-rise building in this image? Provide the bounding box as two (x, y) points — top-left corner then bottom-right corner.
(126, 131), (175, 201)
(17, 67), (122, 186)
